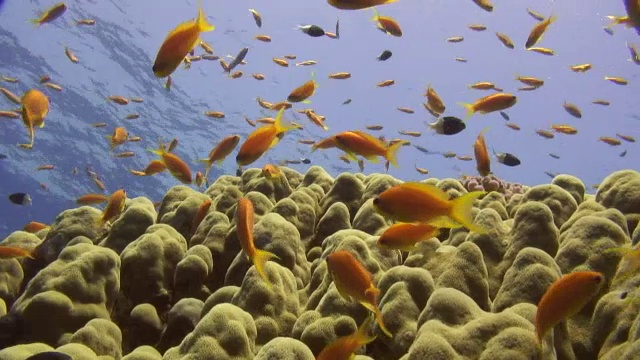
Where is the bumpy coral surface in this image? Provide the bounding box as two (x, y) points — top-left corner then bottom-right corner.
(1, 168), (639, 359)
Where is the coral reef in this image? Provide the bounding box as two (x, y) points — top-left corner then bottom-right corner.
(0, 168), (639, 359)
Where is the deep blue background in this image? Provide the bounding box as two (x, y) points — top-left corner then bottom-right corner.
(0, 0), (638, 238)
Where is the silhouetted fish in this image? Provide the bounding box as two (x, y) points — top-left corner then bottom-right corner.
(377, 50), (392, 61)
(9, 193), (31, 205)
(499, 111), (510, 120)
(26, 352), (72, 360)
(298, 25), (325, 37)
(228, 47), (248, 72)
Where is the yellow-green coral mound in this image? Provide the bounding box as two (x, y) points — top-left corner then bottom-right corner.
(0, 167), (639, 359)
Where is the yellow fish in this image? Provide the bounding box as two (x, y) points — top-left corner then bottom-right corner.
(152, 0), (215, 78)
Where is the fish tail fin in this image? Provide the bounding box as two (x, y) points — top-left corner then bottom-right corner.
(457, 102), (475, 120)
(274, 108), (297, 133)
(373, 306), (392, 337)
(385, 141), (403, 168)
(370, 7), (380, 22)
(356, 314), (378, 345)
(251, 248), (280, 286)
(197, 0), (215, 32)
(28, 18), (41, 26)
(450, 191), (488, 233)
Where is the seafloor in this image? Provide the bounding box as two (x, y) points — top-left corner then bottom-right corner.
(0, 166), (639, 360)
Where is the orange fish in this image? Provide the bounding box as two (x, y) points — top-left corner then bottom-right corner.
(152, 0), (215, 78)
(98, 189), (127, 227)
(472, 0), (493, 12)
(23, 221), (49, 233)
(525, 14), (556, 48)
(317, 315), (376, 360)
(301, 109), (328, 131)
(371, 8), (402, 37)
(326, 250), (392, 337)
(190, 199), (211, 237)
(262, 163), (282, 179)
(312, 135), (339, 151)
(425, 84), (445, 114)
(496, 32), (515, 49)
(473, 127), (491, 176)
(458, 93), (517, 119)
(143, 159), (168, 176)
(201, 134), (240, 177)
(287, 73), (319, 103)
(333, 131), (403, 168)
(377, 223), (440, 251)
(0, 246), (34, 259)
(535, 271), (604, 344)
(600, 136), (622, 146)
(30, 2), (67, 26)
(563, 102), (582, 118)
(236, 197), (280, 286)
(236, 109), (297, 166)
(76, 193), (109, 205)
(373, 182), (487, 233)
(108, 127), (128, 149)
(19, 89), (50, 149)
(149, 143), (192, 184)
(551, 124), (578, 135)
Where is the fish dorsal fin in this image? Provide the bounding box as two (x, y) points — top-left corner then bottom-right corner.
(402, 182), (449, 201)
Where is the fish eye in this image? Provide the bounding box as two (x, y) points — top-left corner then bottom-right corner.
(152, 64), (159, 72)
(372, 197), (380, 205)
(594, 274), (604, 282)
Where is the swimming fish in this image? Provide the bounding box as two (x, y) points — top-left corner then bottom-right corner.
(297, 24), (325, 37)
(604, 76), (628, 85)
(152, 0), (215, 78)
(563, 102), (582, 118)
(201, 134), (240, 177)
(236, 109), (298, 166)
(623, 0), (640, 35)
(570, 63), (591, 72)
(458, 93), (517, 119)
(287, 73), (319, 103)
(227, 47), (249, 73)
(19, 89), (50, 149)
(30, 2), (67, 26)
(535, 271), (604, 344)
(428, 116), (466, 135)
(76, 193), (109, 205)
(377, 50), (392, 61)
(496, 32), (515, 49)
(190, 199), (211, 237)
(148, 143), (192, 184)
(9, 193), (32, 206)
(248, 8), (262, 27)
(326, 250), (393, 337)
(236, 197), (280, 286)
(493, 149), (521, 167)
(525, 13), (555, 48)
(377, 222), (440, 251)
(98, 189), (127, 227)
(262, 163), (282, 180)
(328, 0), (398, 11)
(0, 246), (34, 260)
(472, 0), (493, 12)
(474, 128), (491, 176)
(333, 130), (403, 168)
(317, 315), (376, 360)
(371, 8), (402, 37)
(499, 111), (510, 120)
(108, 127), (128, 150)
(373, 182), (487, 233)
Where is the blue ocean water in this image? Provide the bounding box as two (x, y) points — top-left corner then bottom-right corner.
(0, 0), (638, 238)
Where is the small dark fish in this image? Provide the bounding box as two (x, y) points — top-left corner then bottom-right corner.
(494, 150), (521, 166)
(620, 149), (628, 157)
(301, 157), (311, 164)
(377, 50), (392, 61)
(236, 168), (243, 177)
(298, 25), (325, 37)
(335, 18), (340, 39)
(228, 47), (248, 73)
(544, 171), (557, 178)
(499, 111), (510, 120)
(603, 27), (614, 35)
(9, 192), (32, 205)
(428, 116), (466, 135)
(26, 351), (73, 360)
(548, 153), (560, 159)
(412, 144), (431, 154)
(342, 98), (352, 105)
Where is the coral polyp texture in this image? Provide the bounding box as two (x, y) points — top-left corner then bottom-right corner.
(1, 167), (640, 360)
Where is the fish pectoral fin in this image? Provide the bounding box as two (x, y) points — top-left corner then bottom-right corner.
(365, 155), (380, 163)
(364, 285), (380, 298)
(269, 137), (281, 148)
(333, 281), (352, 301)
